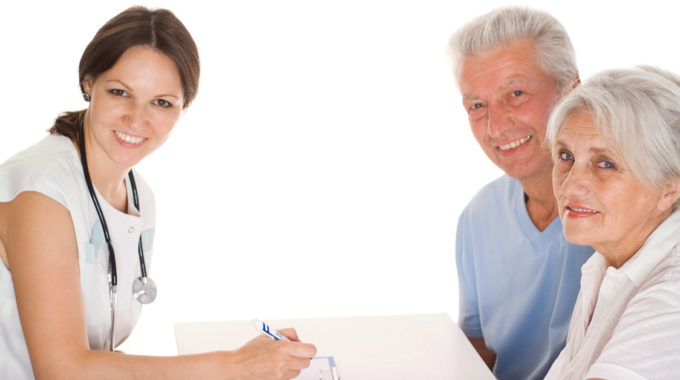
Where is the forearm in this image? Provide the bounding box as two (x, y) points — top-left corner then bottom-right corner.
(468, 337), (496, 371)
(35, 350), (237, 380)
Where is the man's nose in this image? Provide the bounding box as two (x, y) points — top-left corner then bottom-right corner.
(486, 104), (513, 138)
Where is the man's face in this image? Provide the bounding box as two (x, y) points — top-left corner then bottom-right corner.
(458, 38), (563, 182)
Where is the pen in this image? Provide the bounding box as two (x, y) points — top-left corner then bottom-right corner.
(324, 356), (340, 380)
(252, 320), (340, 380)
(251, 318), (291, 341)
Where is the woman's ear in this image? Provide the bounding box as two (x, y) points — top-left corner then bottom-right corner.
(81, 75), (93, 100)
(658, 180), (680, 212)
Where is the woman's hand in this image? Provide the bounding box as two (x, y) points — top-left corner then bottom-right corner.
(231, 328), (317, 380)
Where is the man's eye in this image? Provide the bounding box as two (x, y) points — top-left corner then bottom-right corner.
(470, 103), (483, 110)
(512, 90), (523, 97)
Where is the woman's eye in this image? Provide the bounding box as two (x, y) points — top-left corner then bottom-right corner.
(109, 89), (127, 96)
(153, 99), (172, 108)
(597, 160), (616, 169)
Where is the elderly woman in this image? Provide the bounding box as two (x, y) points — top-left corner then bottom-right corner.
(544, 67), (680, 379)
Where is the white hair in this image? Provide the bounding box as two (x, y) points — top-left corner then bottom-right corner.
(448, 6), (578, 91)
(546, 67), (680, 206)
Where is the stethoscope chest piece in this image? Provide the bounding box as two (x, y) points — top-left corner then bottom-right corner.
(133, 276), (157, 304)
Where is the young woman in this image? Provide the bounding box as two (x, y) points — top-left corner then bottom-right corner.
(0, 7), (315, 380)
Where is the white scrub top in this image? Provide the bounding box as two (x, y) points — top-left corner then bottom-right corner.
(0, 134), (156, 379)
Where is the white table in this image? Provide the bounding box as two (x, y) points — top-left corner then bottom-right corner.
(175, 313), (495, 379)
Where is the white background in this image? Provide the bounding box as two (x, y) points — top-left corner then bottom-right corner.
(1, 0), (679, 355)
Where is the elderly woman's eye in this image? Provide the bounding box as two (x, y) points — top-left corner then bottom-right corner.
(597, 160), (616, 169)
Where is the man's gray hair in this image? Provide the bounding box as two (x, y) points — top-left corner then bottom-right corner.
(449, 7), (578, 91)
(546, 67), (680, 207)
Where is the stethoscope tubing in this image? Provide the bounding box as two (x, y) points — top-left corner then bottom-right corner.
(78, 125), (120, 287)
(77, 121), (155, 350)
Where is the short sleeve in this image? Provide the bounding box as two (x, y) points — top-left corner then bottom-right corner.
(0, 135), (79, 209)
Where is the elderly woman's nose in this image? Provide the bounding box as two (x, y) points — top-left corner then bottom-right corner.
(560, 165), (591, 197)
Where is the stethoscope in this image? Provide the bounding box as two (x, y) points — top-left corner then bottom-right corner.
(77, 122), (157, 351)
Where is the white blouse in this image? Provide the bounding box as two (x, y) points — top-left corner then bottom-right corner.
(546, 210), (680, 379)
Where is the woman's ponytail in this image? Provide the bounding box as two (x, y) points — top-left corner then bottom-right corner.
(48, 110), (85, 141)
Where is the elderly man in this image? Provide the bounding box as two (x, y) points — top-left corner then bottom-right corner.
(449, 7), (594, 380)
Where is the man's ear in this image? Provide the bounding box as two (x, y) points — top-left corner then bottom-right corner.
(658, 180), (680, 212)
(560, 75), (580, 97)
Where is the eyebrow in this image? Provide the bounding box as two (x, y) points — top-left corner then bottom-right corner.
(462, 77), (528, 102)
(462, 94), (481, 102)
(554, 139), (612, 155)
(498, 77), (527, 90)
(104, 79), (181, 100)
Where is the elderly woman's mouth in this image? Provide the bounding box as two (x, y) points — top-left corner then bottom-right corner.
(566, 205), (599, 214)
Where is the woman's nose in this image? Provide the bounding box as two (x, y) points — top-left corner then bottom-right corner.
(559, 164), (591, 198)
(126, 103), (148, 130)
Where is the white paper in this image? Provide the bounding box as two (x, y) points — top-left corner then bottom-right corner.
(295, 356), (339, 380)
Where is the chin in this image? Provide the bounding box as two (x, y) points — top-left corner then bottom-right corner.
(500, 154), (552, 179)
(562, 228), (595, 247)
(505, 168), (543, 182)
(113, 154), (144, 168)
(497, 159), (541, 179)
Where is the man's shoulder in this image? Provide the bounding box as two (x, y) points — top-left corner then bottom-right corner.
(462, 175), (520, 217)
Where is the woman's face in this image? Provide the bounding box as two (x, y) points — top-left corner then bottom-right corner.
(82, 45), (184, 170)
(552, 110), (674, 267)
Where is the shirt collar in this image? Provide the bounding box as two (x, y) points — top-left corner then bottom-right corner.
(609, 209), (680, 286)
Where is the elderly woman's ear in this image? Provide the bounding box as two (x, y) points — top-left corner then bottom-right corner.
(658, 180), (680, 212)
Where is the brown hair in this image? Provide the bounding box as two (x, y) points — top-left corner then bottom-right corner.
(50, 6), (200, 140)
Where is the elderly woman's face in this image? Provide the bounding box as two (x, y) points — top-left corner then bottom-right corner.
(552, 110), (670, 267)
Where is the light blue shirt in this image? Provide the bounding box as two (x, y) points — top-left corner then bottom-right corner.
(456, 175), (593, 380)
